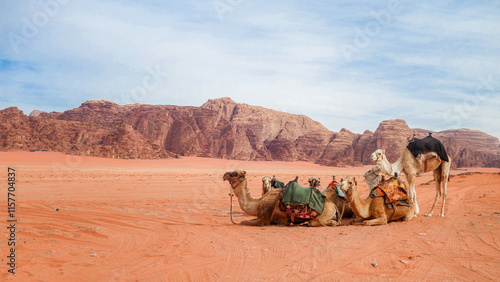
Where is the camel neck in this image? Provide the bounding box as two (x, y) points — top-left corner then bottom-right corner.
(346, 186), (370, 219)
(378, 154), (403, 176)
(232, 179), (260, 216)
(392, 155), (404, 175)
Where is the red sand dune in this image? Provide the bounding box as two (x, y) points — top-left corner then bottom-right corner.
(0, 151), (499, 281)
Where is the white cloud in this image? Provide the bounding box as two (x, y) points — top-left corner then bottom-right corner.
(0, 0), (499, 138)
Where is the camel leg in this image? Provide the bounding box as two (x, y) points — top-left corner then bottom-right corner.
(308, 219), (339, 227)
(349, 218), (365, 225)
(241, 218), (268, 226)
(426, 168), (442, 217)
(362, 216), (388, 226)
(439, 160), (451, 217)
(406, 173), (418, 217)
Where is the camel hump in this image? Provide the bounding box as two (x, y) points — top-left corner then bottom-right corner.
(407, 135), (449, 162)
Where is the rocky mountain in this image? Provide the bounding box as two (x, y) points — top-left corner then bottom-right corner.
(1, 98), (499, 168)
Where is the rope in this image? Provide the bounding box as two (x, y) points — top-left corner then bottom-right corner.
(229, 191), (236, 224)
(337, 200), (347, 225)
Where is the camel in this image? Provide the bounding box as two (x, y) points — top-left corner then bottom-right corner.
(371, 148), (451, 217)
(307, 175), (354, 220)
(262, 176), (272, 196)
(323, 176), (354, 219)
(223, 170), (339, 227)
(308, 177), (321, 189)
(340, 176), (415, 226)
(363, 165), (382, 191)
(224, 171), (270, 217)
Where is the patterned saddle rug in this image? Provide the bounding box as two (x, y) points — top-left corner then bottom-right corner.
(326, 181), (346, 199)
(370, 177), (409, 204)
(285, 204), (320, 219)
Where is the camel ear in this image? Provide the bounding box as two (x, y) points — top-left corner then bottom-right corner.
(353, 177), (357, 185)
(382, 149), (385, 154)
(242, 171), (246, 177)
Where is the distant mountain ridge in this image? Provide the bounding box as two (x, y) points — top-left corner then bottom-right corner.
(1, 97), (499, 168)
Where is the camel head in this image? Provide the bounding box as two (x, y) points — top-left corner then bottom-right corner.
(340, 176), (357, 193)
(363, 165), (382, 190)
(223, 170), (246, 187)
(370, 149), (395, 176)
(308, 177), (321, 188)
(370, 149), (386, 163)
(262, 176), (272, 196)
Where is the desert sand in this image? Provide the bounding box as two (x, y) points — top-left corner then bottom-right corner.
(1, 151), (499, 281)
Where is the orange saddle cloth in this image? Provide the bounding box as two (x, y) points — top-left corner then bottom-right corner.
(370, 177), (409, 204)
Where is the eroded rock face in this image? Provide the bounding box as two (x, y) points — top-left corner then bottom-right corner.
(0, 98), (498, 167)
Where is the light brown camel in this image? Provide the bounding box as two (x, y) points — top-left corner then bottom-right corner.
(324, 178), (354, 219)
(223, 170), (339, 227)
(340, 176), (415, 226)
(262, 176), (272, 196)
(371, 148), (451, 217)
(309, 176), (355, 220)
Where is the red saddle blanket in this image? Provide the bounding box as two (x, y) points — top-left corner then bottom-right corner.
(370, 177), (409, 204)
(285, 204), (320, 219)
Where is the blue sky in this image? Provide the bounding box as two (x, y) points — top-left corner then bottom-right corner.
(1, 0), (499, 138)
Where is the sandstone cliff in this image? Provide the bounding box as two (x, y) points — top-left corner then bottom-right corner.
(0, 98), (498, 167)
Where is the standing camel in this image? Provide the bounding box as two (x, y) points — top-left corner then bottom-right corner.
(370, 148), (451, 217)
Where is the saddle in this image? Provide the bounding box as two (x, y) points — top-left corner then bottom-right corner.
(271, 177), (285, 189)
(370, 177), (410, 208)
(407, 133), (449, 162)
(281, 181), (326, 219)
(330, 182), (346, 199)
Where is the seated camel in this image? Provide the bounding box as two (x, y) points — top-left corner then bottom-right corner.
(262, 175), (285, 196)
(324, 176), (354, 220)
(340, 176), (415, 226)
(363, 165), (382, 191)
(308, 177), (321, 190)
(262, 176), (272, 196)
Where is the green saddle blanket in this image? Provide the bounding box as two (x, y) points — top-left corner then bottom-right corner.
(271, 177), (285, 189)
(282, 181), (325, 214)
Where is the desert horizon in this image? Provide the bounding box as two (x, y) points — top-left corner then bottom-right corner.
(1, 151), (499, 280)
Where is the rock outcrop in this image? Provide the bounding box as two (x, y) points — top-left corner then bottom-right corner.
(1, 98), (499, 167)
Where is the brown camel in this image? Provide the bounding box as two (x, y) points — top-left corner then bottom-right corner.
(340, 176), (415, 226)
(223, 170), (339, 227)
(324, 179), (354, 219)
(371, 148), (451, 217)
